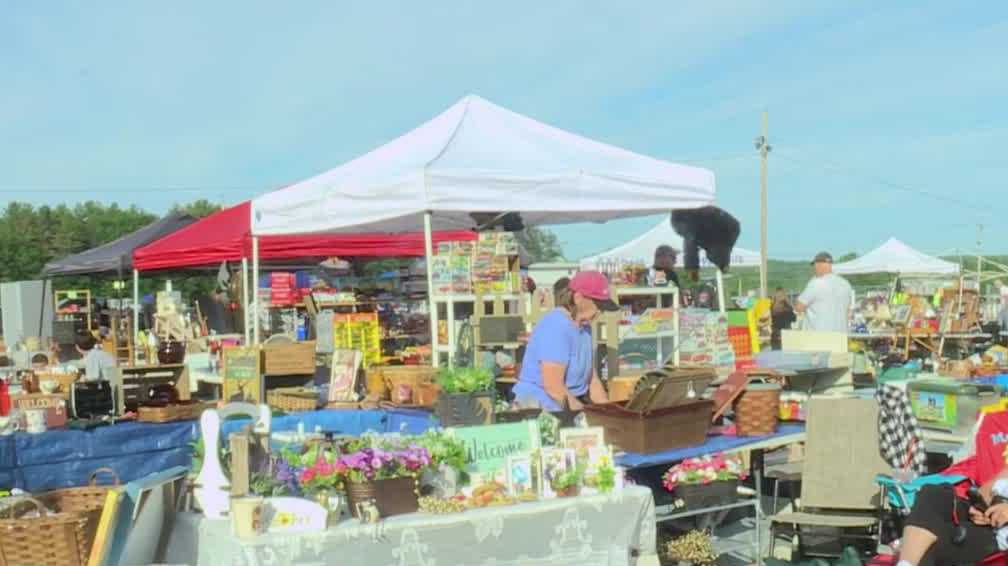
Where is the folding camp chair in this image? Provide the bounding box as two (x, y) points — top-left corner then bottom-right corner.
(769, 397), (893, 559)
(875, 410), (1008, 566)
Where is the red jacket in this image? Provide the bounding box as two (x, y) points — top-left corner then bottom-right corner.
(943, 410), (1008, 498)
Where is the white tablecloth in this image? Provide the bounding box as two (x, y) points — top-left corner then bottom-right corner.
(164, 486), (659, 566)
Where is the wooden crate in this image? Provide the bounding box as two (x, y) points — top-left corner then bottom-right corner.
(262, 341), (316, 376)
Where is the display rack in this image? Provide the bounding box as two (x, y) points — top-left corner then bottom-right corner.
(432, 292), (524, 367)
(54, 288), (93, 333)
(608, 286), (681, 373)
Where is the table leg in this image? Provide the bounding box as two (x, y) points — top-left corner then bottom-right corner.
(752, 448), (766, 517)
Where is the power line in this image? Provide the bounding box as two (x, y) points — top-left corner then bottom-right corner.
(774, 152), (995, 215)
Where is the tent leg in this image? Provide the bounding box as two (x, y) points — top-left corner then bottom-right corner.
(423, 212), (438, 368)
(716, 269), (726, 314)
(133, 269), (140, 347)
(252, 237), (260, 345)
(241, 257), (250, 346)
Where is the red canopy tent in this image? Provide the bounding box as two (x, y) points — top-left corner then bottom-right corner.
(133, 201), (475, 271)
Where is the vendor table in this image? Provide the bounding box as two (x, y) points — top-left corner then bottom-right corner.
(615, 424), (806, 470)
(0, 409), (435, 492)
(165, 486), (660, 566)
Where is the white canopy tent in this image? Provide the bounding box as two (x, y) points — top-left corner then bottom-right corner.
(250, 95), (720, 345)
(832, 238), (961, 276)
(579, 219), (762, 271)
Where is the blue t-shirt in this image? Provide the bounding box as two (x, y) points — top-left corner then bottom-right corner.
(512, 308), (593, 411)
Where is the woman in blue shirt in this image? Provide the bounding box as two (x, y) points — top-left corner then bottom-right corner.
(512, 271), (618, 411)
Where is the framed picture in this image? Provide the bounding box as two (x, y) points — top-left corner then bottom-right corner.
(222, 346), (263, 404)
(559, 427), (606, 468)
(506, 455), (534, 497)
(538, 447), (576, 499)
(328, 349), (362, 403)
(891, 304), (912, 326)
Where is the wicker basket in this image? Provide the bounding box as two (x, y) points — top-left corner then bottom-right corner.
(0, 496), (91, 566)
(734, 383), (781, 436)
(370, 366), (437, 400)
(37, 467), (120, 561)
(137, 401), (213, 423)
(267, 388), (320, 412)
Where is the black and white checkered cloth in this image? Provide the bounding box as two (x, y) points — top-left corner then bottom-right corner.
(875, 384), (927, 475)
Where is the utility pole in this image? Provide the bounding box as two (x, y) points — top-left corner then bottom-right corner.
(977, 223), (983, 288)
(755, 112), (771, 298)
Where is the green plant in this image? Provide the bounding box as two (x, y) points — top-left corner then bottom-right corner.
(414, 430), (467, 474)
(551, 467), (583, 491)
(437, 366), (494, 394)
(597, 464), (616, 493)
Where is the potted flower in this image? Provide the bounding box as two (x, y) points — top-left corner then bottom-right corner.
(327, 445), (433, 518)
(551, 468), (582, 498)
(435, 366), (495, 427)
(661, 453), (747, 510)
(413, 430), (468, 497)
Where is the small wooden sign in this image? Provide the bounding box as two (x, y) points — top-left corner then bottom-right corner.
(222, 346), (263, 404)
(12, 393), (68, 429)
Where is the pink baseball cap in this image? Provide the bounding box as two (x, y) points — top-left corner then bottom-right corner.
(568, 271), (620, 311)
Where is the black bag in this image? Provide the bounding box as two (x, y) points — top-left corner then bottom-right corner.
(71, 381), (116, 419)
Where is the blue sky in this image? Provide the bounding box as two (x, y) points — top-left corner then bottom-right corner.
(3, 1), (1006, 261)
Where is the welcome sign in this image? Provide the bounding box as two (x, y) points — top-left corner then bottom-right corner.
(447, 421), (541, 475)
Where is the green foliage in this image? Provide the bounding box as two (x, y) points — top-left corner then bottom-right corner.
(0, 199), (227, 298)
(597, 464), (616, 493)
(171, 199), (222, 219)
(437, 366), (494, 394)
(516, 226), (564, 262)
(414, 430), (468, 474)
(551, 466), (583, 490)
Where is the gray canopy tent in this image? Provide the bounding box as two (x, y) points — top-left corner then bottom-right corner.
(41, 213), (196, 344)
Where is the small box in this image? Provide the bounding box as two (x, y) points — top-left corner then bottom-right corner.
(262, 341), (317, 376)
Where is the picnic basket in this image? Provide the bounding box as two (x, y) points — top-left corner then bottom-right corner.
(37, 467), (120, 561)
(0, 496), (91, 566)
(137, 400), (213, 423)
(267, 387), (320, 412)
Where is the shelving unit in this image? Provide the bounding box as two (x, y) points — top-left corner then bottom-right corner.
(54, 288), (93, 333)
(432, 292), (524, 366)
(608, 286), (680, 372)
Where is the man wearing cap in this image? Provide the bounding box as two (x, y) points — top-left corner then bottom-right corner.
(512, 271), (617, 411)
(651, 245), (681, 288)
(795, 252), (853, 333)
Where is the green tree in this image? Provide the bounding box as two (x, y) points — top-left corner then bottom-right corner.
(516, 226), (565, 263)
(172, 199), (222, 218)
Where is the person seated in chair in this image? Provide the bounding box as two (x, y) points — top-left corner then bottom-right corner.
(897, 411), (1008, 566)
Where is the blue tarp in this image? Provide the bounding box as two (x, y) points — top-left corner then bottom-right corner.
(0, 409), (438, 492)
(615, 423), (806, 469)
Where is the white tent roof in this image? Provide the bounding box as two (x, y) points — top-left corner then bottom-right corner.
(832, 238), (960, 275)
(251, 95), (716, 236)
(579, 220), (762, 270)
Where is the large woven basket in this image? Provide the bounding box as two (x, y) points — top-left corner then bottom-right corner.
(266, 388), (320, 412)
(37, 467), (120, 561)
(734, 383), (781, 436)
(370, 366), (437, 400)
(0, 497), (91, 566)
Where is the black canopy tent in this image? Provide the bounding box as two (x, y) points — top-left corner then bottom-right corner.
(40, 213), (196, 353)
(42, 213), (196, 278)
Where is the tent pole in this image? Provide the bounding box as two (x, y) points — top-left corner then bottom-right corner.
(252, 237), (260, 345)
(241, 257), (250, 345)
(423, 211), (438, 367)
(716, 269), (726, 314)
(132, 269), (140, 346)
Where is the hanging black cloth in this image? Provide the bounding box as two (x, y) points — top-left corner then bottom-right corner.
(470, 212), (525, 232)
(669, 206), (741, 272)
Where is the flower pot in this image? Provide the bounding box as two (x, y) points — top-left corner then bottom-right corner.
(157, 339), (186, 365)
(436, 391), (494, 427)
(673, 479), (739, 510)
(553, 485), (580, 498)
(346, 476), (419, 519)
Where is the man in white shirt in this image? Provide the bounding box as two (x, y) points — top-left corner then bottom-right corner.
(75, 332), (116, 381)
(996, 280), (1008, 331)
(795, 251), (852, 333)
